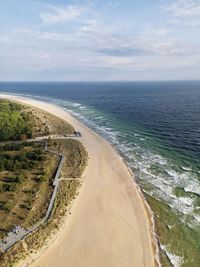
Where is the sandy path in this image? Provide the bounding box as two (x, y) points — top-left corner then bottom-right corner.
(1, 95), (157, 267)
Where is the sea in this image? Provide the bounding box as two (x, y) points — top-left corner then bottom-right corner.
(0, 81), (199, 267)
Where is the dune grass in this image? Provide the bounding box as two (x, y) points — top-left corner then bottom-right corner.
(26, 106), (74, 137)
(47, 138), (88, 178)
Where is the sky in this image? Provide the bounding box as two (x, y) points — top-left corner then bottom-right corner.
(0, 0), (200, 81)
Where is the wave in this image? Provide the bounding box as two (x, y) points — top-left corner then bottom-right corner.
(181, 166), (192, 171)
(161, 245), (183, 267)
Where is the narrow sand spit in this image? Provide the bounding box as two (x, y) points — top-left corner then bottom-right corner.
(1, 95), (159, 267)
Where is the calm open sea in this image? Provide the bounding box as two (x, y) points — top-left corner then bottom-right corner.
(0, 81), (200, 267)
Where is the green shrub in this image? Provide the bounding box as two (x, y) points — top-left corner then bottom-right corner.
(2, 183), (16, 192)
(0, 100), (33, 141)
(0, 201), (9, 211)
(2, 176), (22, 183)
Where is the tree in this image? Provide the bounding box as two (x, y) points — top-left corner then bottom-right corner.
(0, 101), (33, 141)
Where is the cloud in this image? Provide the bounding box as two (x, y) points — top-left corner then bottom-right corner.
(84, 30), (189, 57)
(1, 24), (198, 61)
(0, 28), (73, 43)
(155, 28), (171, 36)
(40, 5), (84, 24)
(167, 0), (200, 26)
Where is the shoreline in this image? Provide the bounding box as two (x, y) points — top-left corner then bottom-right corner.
(0, 94), (160, 267)
(121, 159), (161, 267)
(99, 140), (161, 267)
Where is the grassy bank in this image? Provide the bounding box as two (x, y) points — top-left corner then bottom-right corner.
(27, 105), (74, 137)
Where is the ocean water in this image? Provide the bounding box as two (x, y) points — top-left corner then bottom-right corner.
(0, 81), (200, 267)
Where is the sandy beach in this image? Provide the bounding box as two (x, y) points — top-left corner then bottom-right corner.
(1, 95), (159, 267)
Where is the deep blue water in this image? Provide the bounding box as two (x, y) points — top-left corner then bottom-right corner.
(0, 81), (200, 265)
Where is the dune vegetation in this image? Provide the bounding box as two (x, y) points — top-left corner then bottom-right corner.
(0, 100), (88, 267)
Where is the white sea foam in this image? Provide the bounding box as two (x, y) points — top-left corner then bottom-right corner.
(193, 214), (200, 223)
(184, 182), (200, 196)
(181, 166), (192, 171)
(178, 197), (194, 206)
(161, 245), (183, 267)
(72, 103), (81, 107)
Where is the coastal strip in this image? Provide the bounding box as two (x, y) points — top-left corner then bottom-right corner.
(1, 94), (160, 267)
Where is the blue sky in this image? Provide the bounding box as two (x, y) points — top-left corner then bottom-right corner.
(0, 0), (200, 81)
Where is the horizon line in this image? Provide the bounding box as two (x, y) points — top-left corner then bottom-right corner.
(0, 79), (200, 83)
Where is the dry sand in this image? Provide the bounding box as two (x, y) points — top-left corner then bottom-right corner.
(1, 95), (159, 267)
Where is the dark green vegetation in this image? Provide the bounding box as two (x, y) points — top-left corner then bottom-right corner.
(0, 100), (33, 141)
(0, 142), (44, 174)
(145, 194), (200, 267)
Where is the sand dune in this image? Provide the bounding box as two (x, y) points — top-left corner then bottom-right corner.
(1, 95), (158, 267)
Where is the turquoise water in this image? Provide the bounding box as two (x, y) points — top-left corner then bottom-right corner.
(0, 81), (200, 266)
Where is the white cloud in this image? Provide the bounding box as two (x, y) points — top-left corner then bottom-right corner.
(156, 28), (171, 36)
(3, 25), (198, 59)
(80, 20), (102, 34)
(40, 5), (84, 24)
(167, 0), (200, 25)
(0, 28), (73, 43)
